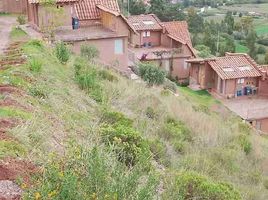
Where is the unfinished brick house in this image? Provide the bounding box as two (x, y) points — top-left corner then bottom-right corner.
(0, 0), (27, 14)
(127, 14), (196, 82)
(27, 0), (135, 70)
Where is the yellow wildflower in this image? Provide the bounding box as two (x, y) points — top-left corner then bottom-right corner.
(35, 192), (41, 200)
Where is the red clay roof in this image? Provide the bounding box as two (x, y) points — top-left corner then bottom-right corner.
(208, 53), (261, 80)
(162, 21), (192, 46)
(127, 14), (162, 31)
(74, 0), (120, 20)
(29, 0), (79, 3)
(161, 21), (196, 56)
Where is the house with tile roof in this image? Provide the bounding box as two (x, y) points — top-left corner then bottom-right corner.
(187, 53), (265, 98)
(26, 0), (135, 70)
(127, 14), (196, 82)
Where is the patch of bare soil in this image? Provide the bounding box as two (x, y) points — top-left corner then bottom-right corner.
(0, 119), (18, 141)
(0, 86), (22, 95)
(0, 119), (17, 130)
(0, 158), (37, 184)
(0, 96), (31, 111)
(0, 180), (22, 200)
(0, 131), (14, 141)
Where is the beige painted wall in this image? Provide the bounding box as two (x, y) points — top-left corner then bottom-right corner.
(72, 37), (129, 70)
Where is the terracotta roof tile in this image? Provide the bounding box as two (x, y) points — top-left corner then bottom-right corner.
(29, 0), (79, 3)
(161, 21), (197, 57)
(208, 54), (261, 80)
(161, 21), (192, 46)
(127, 14), (162, 31)
(74, 0), (120, 20)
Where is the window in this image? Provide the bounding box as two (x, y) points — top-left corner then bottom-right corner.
(143, 31), (146, 37)
(237, 78), (245, 84)
(184, 61), (188, 70)
(115, 39), (123, 54)
(142, 31), (150, 37)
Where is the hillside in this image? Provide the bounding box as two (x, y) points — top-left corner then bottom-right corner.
(1, 30), (268, 200)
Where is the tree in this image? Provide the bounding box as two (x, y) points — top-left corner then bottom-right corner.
(246, 29), (257, 59)
(186, 7), (204, 34)
(138, 62), (166, 86)
(195, 45), (212, 58)
(219, 34), (236, 56)
(149, 0), (185, 21)
(39, 0), (66, 41)
(240, 16), (254, 35)
(149, 0), (166, 20)
(224, 11), (235, 35)
(265, 51), (268, 64)
(129, 0), (147, 15)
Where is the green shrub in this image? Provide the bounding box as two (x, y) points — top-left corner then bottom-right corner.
(138, 62), (166, 86)
(98, 69), (118, 82)
(29, 58), (42, 72)
(101, 124), (150, 166)
(17, 15), (26, 25)
(26, 146), (158, 200)
(29, 85), (48, 99)
(100, 110), (150, 166)
(238, 134), (252, 155)
(0, 140), (26, 159)
(80, 44), (99, 61)
(159, 117), (191, 153)
(163, 171), (242, 200)
(149, 139), (170, 167)
(73, 57), (86, 76)
(100, 110), (133, 127)
(160, 117), (191, 142)
(27, 40), (43, 48)
(160, 89), (171, 96)
(55, 42), (70, 64)
(257, 46), (266, 54)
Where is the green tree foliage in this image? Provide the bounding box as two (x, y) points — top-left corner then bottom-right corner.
(224, 11), (235, 35)
(246, 29), (258, 59)
(129, 0), (147, 15)
(195, 45), (212, 58)
(138, 62), (166, 86)
(163, 171), (242, 200)
(265, 51), (268, 64)
(219, 34), (236, 56)
(55, 42), (70, 64)
(80, 44), (99, 61)
(100, 110), (151, 166)
(149, 0), (185, 21)
(240, 16), (254, 35)
(26, 145), (158, 200)
(186, 7), (204, 34)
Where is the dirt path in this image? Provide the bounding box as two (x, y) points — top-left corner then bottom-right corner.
(0, 16), (17, 54)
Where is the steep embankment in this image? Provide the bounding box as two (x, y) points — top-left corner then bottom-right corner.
(1, 31), (268, 199)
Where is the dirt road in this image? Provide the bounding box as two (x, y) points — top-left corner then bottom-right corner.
(0, 16), (17, 54)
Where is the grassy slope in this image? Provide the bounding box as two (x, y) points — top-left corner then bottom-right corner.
(2, 33), (268, 199)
